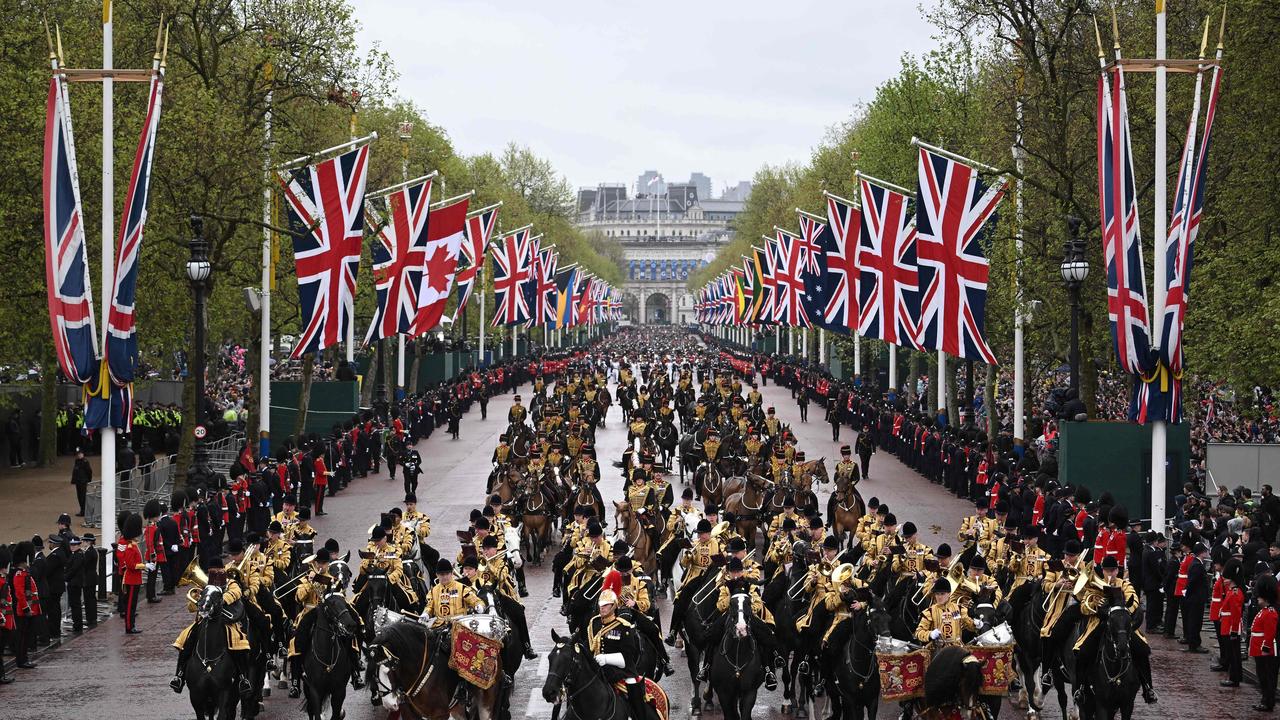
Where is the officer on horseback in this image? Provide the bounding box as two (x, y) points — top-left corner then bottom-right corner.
(708, 557), (779, 690)
(169, 556), (254, 697)
(476, 534), (539, 660)
(665, 518), (721, 646)
(583, 589), (651, 720)
(287, 548), (364, 697)
(1073, 556), (1156, 704)
(602, 555), (673, 677)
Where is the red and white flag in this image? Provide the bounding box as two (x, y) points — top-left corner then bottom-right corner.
(413, 195), (470, 335)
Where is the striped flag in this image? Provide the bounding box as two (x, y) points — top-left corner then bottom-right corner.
(453, 204), (499, 322)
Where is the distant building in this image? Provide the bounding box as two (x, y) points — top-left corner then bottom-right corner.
(576, 172), (748, 324)
(721, 181), (753, 202)
(636, 170), (665, 197)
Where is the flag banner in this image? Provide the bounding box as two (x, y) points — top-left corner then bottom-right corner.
(740, 256), (757, 323)
(1098, 63), (1153, 378)
(521, 235), (543, 326)
(914, 147), (1007, 363)
(413, 194), (470, 335)
(531, 246), (558, 328)
(105, 58), (165, 386)
(364, 177), (432, 344)
(592, 276), (608, 324)
(797, 214), (837, 332)
(731, 266), (748, 325)
(42, 65), (97, 385)
(821, 194), (860, 334)
(610, 287), (622, 321)
(279, 143), (371, 358)
(857, 177), (922, 349)
(774, 229), (811, 328)
(490, 228), (532, 326)
(553, 265), (579, 329)
(453, 205), (499, 321)
(1153, 56), (1222, 424)
(751, 245), (775, 325)
(575, 275), (594, 327)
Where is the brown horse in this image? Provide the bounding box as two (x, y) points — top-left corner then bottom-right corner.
(518, 475), (553, 565)
(612, 501), (656, 576)
(373, 620), (503, 720)
(696, 460), (725, 507)
(828, 473), (866, 550)
(723, 472), (772, 548)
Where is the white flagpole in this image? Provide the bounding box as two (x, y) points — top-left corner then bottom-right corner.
(802, 327), (809, 359)
(819, 327), (826, 365)
(478, 265), (486, 365)
(854, 334), (861, 376)
(937, 350), (946, 421)
(888, 344), (897, 395)
(396, 125), (410, 395)
(100, 0), (117, 593)
(1151, 2), (1168, 532)
(259, 67), (272, 457)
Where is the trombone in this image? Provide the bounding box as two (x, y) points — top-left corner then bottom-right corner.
(1043, 557), (1083, 611)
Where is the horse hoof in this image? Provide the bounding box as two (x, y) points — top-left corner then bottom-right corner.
(781, 702), (792, 714)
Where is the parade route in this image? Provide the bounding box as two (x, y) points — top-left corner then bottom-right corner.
(3, 375), (1230, 719)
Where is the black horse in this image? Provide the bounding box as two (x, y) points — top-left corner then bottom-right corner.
(829, 605), (883, 720)
(302, 593), (361, 720)
(1084, 603), (1140, 720)
(708, 592), (765, 720)
(543, 629), (650, 720)
(181, 585), (240, 720)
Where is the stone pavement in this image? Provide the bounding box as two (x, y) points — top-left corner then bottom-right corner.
(0, 457), (101, 546)
(0, 370), (1248, 718)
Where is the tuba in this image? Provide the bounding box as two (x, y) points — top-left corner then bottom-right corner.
(1072, 560), (1108, 601)
(179, 555), (209, 606)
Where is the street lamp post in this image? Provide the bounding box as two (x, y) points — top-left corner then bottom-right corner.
(1059, 216), (1089, 398)
(186, 216), (213, 486)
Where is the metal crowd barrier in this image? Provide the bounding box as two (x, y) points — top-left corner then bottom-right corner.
(83, 432), (245, 527)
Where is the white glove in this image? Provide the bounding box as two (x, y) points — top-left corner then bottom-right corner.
(974, 619), (985, 630)
(929, 629), (942, 640)
(596, 652), (625, 668)
(145, 563), (156, 572)
(170, 544), (179, 553)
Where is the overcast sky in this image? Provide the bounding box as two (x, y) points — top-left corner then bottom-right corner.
(356, 0), (941, 195)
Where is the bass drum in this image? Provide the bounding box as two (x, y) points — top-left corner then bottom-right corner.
(454, 613), (509, 641)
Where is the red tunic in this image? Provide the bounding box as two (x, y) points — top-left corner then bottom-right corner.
(12, 568), (40, 617)
(1105, 528), (1127, 567)
(1074, 508), (1089, 541)
(313, 457), (329, 487)
(1219, 587), (1243, 636)
(122, 541), (145, 586)
(1174, 554), (1193, 598)
(144, 523), (166, 563)
(1209, 575), (1226, 622)
(1251, 606), (1278, 657)
(1032, 494), (1045, 526)
(0, 575), (14, 630)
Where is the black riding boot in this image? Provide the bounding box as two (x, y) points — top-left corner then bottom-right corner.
(170, 647), (191, 693)
(627, 679), (650, 720)
(288, 656), (302, 698)
(350, 644), (366, 689)
(231, 650), (254, 698)
(1135, 642), (1157, 703)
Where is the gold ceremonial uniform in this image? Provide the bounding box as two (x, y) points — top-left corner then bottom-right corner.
(680, 537), (722, 585)
(566, 536), (613, 593)
(1073, 576), (1143, 651)
(768, 511), (800, 537)
(174, 577), (251, 652)
(915, 599), (975, 645)
(1040, 561), (1081, 637)
(716, 583), (771, 624)
(616, 573), (652, 614)
(427, 579), (482, 627)
(403, 509), (432, 541)
(891, 541), (935, 578)
(1008, 546), (1051, 592)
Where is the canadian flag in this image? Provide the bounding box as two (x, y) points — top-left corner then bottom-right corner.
(413, 195), (470, 335)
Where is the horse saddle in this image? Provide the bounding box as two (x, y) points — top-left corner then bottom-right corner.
(610, 678), (669, 720)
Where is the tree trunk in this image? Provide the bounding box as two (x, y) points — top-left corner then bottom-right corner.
(945, 355), (958, 424)
(408, 338), (422, 395)
(245, 318), (262, 453)
(984, 363), (998, 437)
(906, 352), (920, 407)
(294, 354), (314, 438)
(39, 342), (57, 467)
(360, 346), (377, 407)
(174, 372), (196, 488)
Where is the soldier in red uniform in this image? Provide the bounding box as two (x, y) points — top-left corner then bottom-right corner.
(120, 513), (149, 634)
(0, 545), (15, 683)
(143, 499), (167, 604)
(1251, 575), (1280, 712)
(10, 540), (40, 668)
(1216, 560), (1243, 687)
(312, 450), (329, 516)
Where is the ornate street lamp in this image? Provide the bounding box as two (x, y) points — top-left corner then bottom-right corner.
(186, 216), (214, 486)
(1059, 216), (1089, 398)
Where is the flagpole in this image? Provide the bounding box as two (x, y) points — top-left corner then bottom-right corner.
(889, 344), (898, 396)
(345, 111), (357, 365)
(259, 61), (273, 457)
(854, 334), (861, 377)
(937, 350), (946, 422)
(1013, 63), (1027, 452)
(819, 328), (825, 366)
(100, 0), (117, 594)
(802, 327), (808, 360)
(396, 124), (410, 397)
(1151, 1), (1169, 532)
(478, 264), (486, 366)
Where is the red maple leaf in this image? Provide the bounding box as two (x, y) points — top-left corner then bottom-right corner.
(424, 244), (454, 295)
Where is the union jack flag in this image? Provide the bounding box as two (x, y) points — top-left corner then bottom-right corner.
(42, 64), (97, 384)
(490, 228), (532, 326)
(821, 194), (860, 334)
(1097, 63), (1153, 377)
(592, 276), (609, 324)
(1160, 60), (1222, 376)
(772, 230), (811, 327)
(857, 178), (921, 349)
(609, 288), (623, 321)
(279, 144), (371, 358)
(453, 205), (499, 322)
(752, 245), (775, 325)
(413, 194), (469, 336)
(915, 147), (1007, 364)
(531, 245), (558, 327)
(364, 178), (432, 344)
(105, 60), (165, 386)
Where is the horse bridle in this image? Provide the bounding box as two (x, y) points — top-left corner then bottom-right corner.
(545, 644), (618, 717)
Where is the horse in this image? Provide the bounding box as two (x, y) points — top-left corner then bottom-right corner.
(1012, 582), (1057, 718)
(920, 645), (986, 720)
(652, 417), (680, 469)
(827, 475), (866, 551)
(613, 501), (657, 577)
(371, 618), (502, 720)
(722, 472), (771, 548)
(301, 592), (361, 720)
(708, 592), (765, 720)
(542, 630), (634, 720)
(517, 475), (553, 566)
(678, 570), (725, 716)
(829, 604), (882, 720)
(695, 461), (725, 507)
(181, 585), (240, 720)
(1084, 603), (1140, 720)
